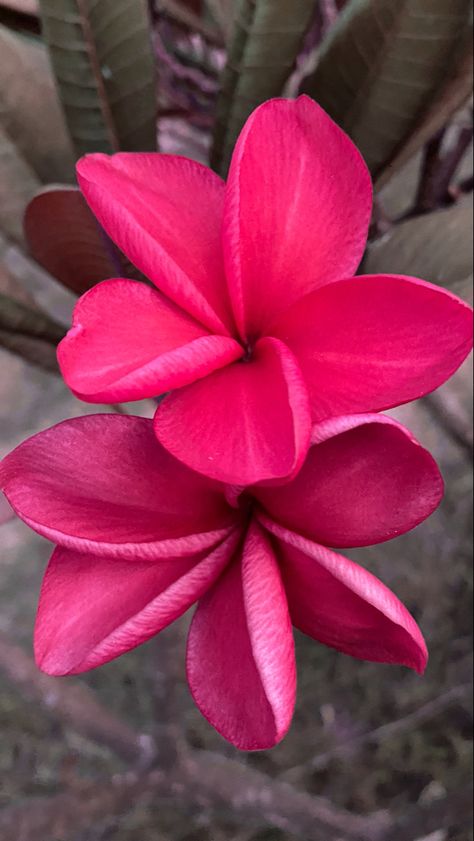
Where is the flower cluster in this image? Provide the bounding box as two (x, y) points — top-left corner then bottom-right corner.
(1, 96), (472, 749)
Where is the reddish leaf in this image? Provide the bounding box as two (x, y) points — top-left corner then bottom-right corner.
(24, 187), (130, 295)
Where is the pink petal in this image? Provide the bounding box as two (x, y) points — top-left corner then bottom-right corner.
(254, 415), (443, 548)
(259, 517), (427, 673)
(0, 415), (236, 558)
(187, 521), (296, 750)
(77, 153), (233, 334)
(223, 96), (372, 340)
(58, 279), (243, 403)
(36, 531), (240, 675)
(154, 337), (311, 485)
(271, 274), (473, 421)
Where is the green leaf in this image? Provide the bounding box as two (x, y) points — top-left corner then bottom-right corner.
(38, 0), (157, 156)
(301, 0), (472, 181)
(211, 0), (315, 174)
(363, 199), (473, 303)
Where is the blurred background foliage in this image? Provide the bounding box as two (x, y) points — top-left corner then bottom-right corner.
(0, 1), (472, 840)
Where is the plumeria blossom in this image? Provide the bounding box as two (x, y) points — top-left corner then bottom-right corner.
(57, 96), (473, 485)
(1, 412), (443, 750)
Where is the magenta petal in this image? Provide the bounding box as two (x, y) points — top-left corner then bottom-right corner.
(223, 96), (372, 340)
(77, 153), (233, 334)
(35, 531), (239, 675)
(0, 415), (236, 558)
(154, 337), (311, 485)
(187, 521), (296, 750)
(255, 415), (443, 548)
(260, 517), (427, 673)
(272, 274), (473, 421)
(58, 279), (243, 403)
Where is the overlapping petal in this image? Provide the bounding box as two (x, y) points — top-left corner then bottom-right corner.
(187, 521), (296, 750)
(58, 279), (243, 403)
(36, 531), (240, 675)
(223, 95), (372, 340)
(259, 518), (427, 673)
(255, 415), (443, 548)
(154, 337), (311, 485)
(77, 153), (233, 334)
(271, 274), (474, 421)
(0, 415), (236, 558)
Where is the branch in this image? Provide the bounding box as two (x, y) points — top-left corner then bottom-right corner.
(385, 785), (473, 841)
(0, 632), (155, 767)
(414, 123), (473, 215)
(151, 624), (186, 769)
(0, 760), (390, 841)
(286, 684), (471, 776)
(0, 631), (390, 841)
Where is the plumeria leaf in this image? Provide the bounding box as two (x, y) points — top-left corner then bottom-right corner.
(0, 24), (74, 182)
(376, 33), (473, 190)
(364, 199), (473, 303)
(211, 0), (315, 174)
(0, 126), (39, 244)
(301, 0), (472, 181)
(23, 187), (132, 295)
(38, 0), (157, 156)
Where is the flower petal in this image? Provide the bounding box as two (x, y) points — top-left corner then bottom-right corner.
(187, 521), (296, 750)
(154, 337), (311, 485)
(223, 96), (372, 340)
(36, 531), (240, 675)
(0, 415), (236, 558)
(259, 518), (427, 673)
(255, 415), (443, 548)
(77, 153), (233, 334)
(58, 279), (243, 403)
(271, 274), (473, 421)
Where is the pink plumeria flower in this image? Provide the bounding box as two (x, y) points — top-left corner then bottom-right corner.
(58, 96), (472, 486)
(1, 412), (442, 750)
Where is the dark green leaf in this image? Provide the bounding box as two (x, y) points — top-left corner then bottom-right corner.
(363, 199), (473, 302)
(211, 0), (315, 174)
(38, 0), (158, 156)
(301, 0), (472, 180)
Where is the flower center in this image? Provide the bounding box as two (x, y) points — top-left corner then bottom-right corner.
(225, 485), (253, 513)
(240, 343), (254, 363)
